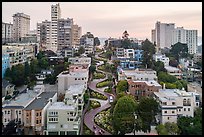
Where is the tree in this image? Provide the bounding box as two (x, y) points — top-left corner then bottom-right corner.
(169, 59), (179, 67)
(155, 124), (168, 135)
(89, 65), (96, 74)
(170, 42), (189, 61)
(141, 39), (156, 68)
(38, 57), (49, 69)
(112, 95), (137, 135)
(78, 46), (85, 55)
(158, 72), (177, 83)
(152, 61), (166, 73)
(156, 122), (180, 135)
(94, 37), (100, 46)
(30, 59), (39, 74)
(116, 80), (128, 95)
(174, 81), (183, 89)
(137, 97), (159, 133)
(121, 39), (131, 49)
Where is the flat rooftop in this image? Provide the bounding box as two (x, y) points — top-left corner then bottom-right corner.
(67, 84), (85, 95)
(24, 92), (57, 110)
(132, 80), (161, 87)
(47, 102), (75, 110)
(2, 89), (40, 108)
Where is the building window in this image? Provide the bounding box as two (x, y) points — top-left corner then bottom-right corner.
(172, 111), (175, 114)
(39, 120), (41, 124)
(75, 78), (77, 80)
(164, 111), (167, 113)
(67, 118), (69, 121)
(172, 102), (175, 105)
(184, 108), (186, 111)
(4, 118), (6, 122)
(36, 120), (39, 124)
(5, 111), (7, 114)
(19, 111), (21, 114)
(188, 108), (190, 111)
(39, 112), (41, 116)
(167, 117), (170, 120)
(8, 111), (10, 114)
(36, 113), (38, 116)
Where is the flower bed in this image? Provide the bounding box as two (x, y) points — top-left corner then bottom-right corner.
(94, 109), (114, 134)
(93, 71), (106, 79)
(90, 100), (101, 109)
(96, 80), (112, 88)
(90, 90), (108, 100)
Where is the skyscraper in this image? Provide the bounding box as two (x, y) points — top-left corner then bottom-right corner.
(152, 21), (175, 52)
(51, 3), (61, 52)
(12, 13), (30, 42)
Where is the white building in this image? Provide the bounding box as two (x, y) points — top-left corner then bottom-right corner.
(172, 27), (198, 54)
(57, 71), (88, 95)
(118, 68), (157, 81)
(2, 22), (13, 43)
(68, 57), (91, 67)
(152, 21), (175, 52)
(12, 13), (30, 42)
(164, 66), (182, 79)
(51, 3), (61, 52)
(154, 89), (200, 124)
(153, 54), (169, 66)
(72, 24), (82, 47)
(46, 84), (85, 135)
(37, 20), (52, 50)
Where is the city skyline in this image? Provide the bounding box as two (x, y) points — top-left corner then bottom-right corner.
(2, 2), (202, 40)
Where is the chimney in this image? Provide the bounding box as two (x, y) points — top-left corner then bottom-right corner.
(163, 83), (166, 89)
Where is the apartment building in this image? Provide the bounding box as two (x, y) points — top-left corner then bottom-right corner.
(2, 44), (36, 67)
(2, 85), (44, 127)
(118, 68), (157, 81)
(153, 89), (200, 124)
(164, 66), (182, 79)
(23, 92), (57, 135)
(46, 84), (85, 135)
(57, 18), (73, 50)
(128, 80), (162, 100)
(51, 3), (61, 52)
(37, 20), (52, 51)
(80, 32), (94, 46)
(152, 21), (175, 52)
(57, 71), (88, 95)
(12, 13), (30, 42)
(2, 22), (13, 44)
(72, 24), (82, 47)
(153, 53), (169, 66)
(116, 48), (143, 69)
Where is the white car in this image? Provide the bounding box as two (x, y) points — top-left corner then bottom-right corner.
(109, 95), (113, 103)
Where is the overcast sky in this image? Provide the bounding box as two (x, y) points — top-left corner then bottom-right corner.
(2, 2), (202, 40)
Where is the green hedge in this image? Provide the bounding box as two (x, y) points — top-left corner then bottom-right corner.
(96, 80), (112, 88)
(93, 72), (106, 79)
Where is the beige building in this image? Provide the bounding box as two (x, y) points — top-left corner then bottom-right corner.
(2, 44), (36, 67)
(165, 66), (182, 79)
(12, 13), (30, 42)
(68, 57), (91, 67)
(72, 24), (82, 47)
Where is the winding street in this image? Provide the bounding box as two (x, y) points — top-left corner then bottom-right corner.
(83, 52), (115, 135)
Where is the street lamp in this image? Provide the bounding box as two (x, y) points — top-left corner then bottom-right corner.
(133, 112), (137, 135)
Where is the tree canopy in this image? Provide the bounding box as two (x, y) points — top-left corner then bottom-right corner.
(116, 80), (128, 95)
(170, 42), (189, 60)
(112, 95), (137, 135)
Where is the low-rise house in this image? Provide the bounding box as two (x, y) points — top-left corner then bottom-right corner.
(128, 80), (162, 100)
(153, 89), (200, 124)
(153, 53), (169, 66)
(2, 86), (43, 127)
(164, 66), (182, 79)
(118, 68), (157, 81)
(23, 92), (57, 135)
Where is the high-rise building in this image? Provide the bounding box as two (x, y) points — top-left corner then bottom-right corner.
(12, 13), (30, 42)
(2, 22), (13, 44)
(152, 21), (175, 52)
(51, 3), (61, 52)
(57, 18), (73, 50)
(72, 24), (82, 47)
(37, 20), (52, 51)
(172, 27), (198, 54)
(185, 30), (197, 54)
